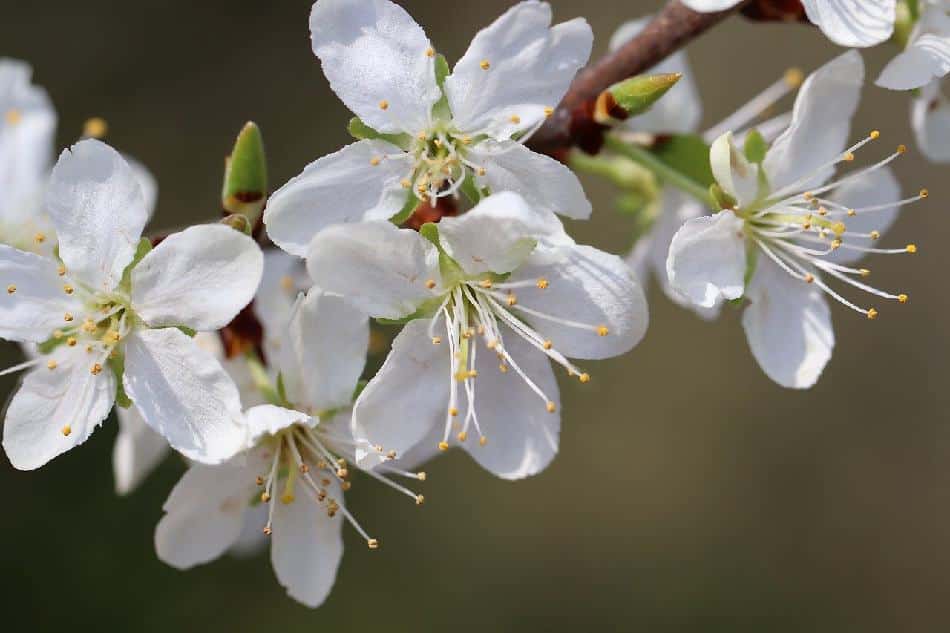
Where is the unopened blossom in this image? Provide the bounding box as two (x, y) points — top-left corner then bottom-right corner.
(0, 139), (264, 469)
(667, 52), (922, 388)
(264, 0), (593, 256)
(877, 1), (950, 162)
(305, 192), (648, 479)
(682, 0), (896, 48)
(156, 289), (426, 607)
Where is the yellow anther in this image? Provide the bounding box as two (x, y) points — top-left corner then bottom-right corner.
(261, 490), (272, 503)
(468, 370), (478, 379)
(480, 59), (491, 70)
(546, 401), (557, 413)
(83, 117), (108, 139)
(498, 363), (508, 373)
(479, 279), (493, 289)
(461, 135), (472, 145)
(509, 115), (521, 125)
(906, 243), (917, 253)
(486, 340), (498, 350)
(255, 476), (265, 486)
(477, 325), (485, 335)
(5, 284), (14, 294)
(784, 67), (804, 87)
(378, 100), (389, 110)
(544, 106), (554, 118)
(847, 209), (856, 216)
(543, 340), (553, 350)
(34, 232), (46, 244)
(804, 274), (815, 284)
(457, 431), (467, 442)
(336, 468), (349, 478)
(341, 481), (352, 491)
(85, 345), (93, 353)
(477, 167), (487, 176)
(57, 265), (66, 276)
(281, 494), (295, 505)
(64, 312), (74, 322)
(897, 144), (907, 154)
(47, 360), (57, 370)
(920, 189), (929, 198)
(417, 131), (428, 141)
(299, 463), (310, 474)
(506, 293), (517, 307)
(4, 109), (22, 125)
(400, 178), (412, 189)
(817, 207), (828, 216)
(63, 284), (74, 295)
(870, 230), (881, 240)
(67, 337), (77, 347)
(367, 539), (379, 549)
(449, 407), (459, 417)
(90, 363), (103, 375)
(803, 192), (814, 201)
(61, 425), (71, 437)
(830, 239), (842, 250)
(262, 526), (273, 536)
(870, 130), (881, 140)
(479, 436), (488, 446)
(536, 278), (549, 289)
(370, 156), (381, 166)
(898, 294), (908, 304)
(831, 221), (846, 236)
(108, 330), (120, 342)
(433, 138), (443, 148)
(425, 47), (435, 58)
(579, 373), (591, 383)
(425, 279), (437, 289)
(802, 222), (812, 230)
(859, 269), (870, 277)
(438, 441), (449, 451)
(54, 330), (64, 339)
(386, 450), (396, 460)
(432, 336), (442, 345)
(867, 308), (879, 320)
(415, 495), (425, 505)
(843, 151), (855, 162)
(597, 326), (609, 337)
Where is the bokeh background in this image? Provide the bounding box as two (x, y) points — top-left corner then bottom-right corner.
(2, 1), (948, 631)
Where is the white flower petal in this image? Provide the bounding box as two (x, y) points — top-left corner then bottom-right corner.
(131, 224), (264, 331)
(123, 328), (247, 465)
(2, 345), (115, 470)
(45, 139), (148, 293)
(155, 458), (255, 569)
(0, 59), (56, 225)
(306, 221), (439, 320)
(270, 479), (345, 608)
(446, 1), (592, 139)
(468, 140), (592, 219)
(878, 8), (950, 90)
(277, 289), (368, 413)
(667, 211), (747, 309)
(124, 154), (159, 219)
(254, 250), (309, 335)
(506, 244), (649, 360)
(309, 0), (440, 135)
(113, 405), (169, 495)
(436, 191), (570, 276)
(351, 320), (449, 469)
(710, 132), (760, 207)
(802, 0), (895, 48)
(246, 404), (311, 445)
(264, 140), (411, 257)
(681, 0), (743, 10)
(0, 245), (82, 342)
(826, 166), (901, 265)
(742, 257), (834, 389)
(463, 324), (559, 480)
(609, 18), (702, 134)
(763, 51), (864, 192)
(912, 82), (950, 163)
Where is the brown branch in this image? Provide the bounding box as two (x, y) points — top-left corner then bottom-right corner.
(527, 0), (753, 157)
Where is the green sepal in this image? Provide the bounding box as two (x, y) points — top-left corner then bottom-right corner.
(431, 54), (452, 121)
(37, 334), (67, 355)
(460, 172), (483, 204)
(743, 129), (768, 165)
(709, 183), (737, 211)
(420, 223), (466, 286)
(176, 326), (197, 338)
(650, 134), (715, 190)
(276, 371), (288, 405)
(743, 235), (759, 291)
(347, 117), (412, 149)
(434, 54), (450, 88)
(119, 238), (153, 291)
(352, 379), (368, 402)
(222, 122), (268, 225)
(390, 191), (419, 225)
(111, 352), (133, 409)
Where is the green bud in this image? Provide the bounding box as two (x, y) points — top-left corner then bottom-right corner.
(594, 73), (682, 125)
(221, 213), (252, 235)
(222, 122), (268, 226)
(743, 129), (768, 164)
(709, 183), (737, 211)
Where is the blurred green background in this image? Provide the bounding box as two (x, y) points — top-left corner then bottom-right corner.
(2, 1), (948, 631)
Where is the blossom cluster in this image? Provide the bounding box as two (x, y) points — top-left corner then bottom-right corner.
(0, 0), (941, 609)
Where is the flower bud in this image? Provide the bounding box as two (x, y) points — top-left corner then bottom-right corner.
(594, 73), (682, 125)
(221, 122), (267, 227)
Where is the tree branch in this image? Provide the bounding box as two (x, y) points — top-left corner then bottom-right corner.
(527, 0), (753, 157)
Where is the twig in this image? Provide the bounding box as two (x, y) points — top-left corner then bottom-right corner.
(527, 0), (753, 157)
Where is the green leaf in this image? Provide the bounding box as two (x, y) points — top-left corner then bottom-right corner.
(743, 129), (768, 164)
(650, 134), (715, 190)
(347, 118), (412, 149)
(222, 122), (268, 224)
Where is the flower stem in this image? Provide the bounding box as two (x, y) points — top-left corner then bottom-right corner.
(604, 135), (714, 208)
